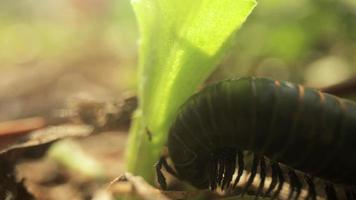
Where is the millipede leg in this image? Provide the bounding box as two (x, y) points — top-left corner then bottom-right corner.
(271, 162), (285, 200)
(155, 156), (179, 190)
(325, 183), (337, 200)
(155, 157), (168, 190)
(216, 158), (224, 185)
(221, 149), (237, 190)
(304, 175), (316, 200)
(209, 156), (219, 190)
(217, 155), (225, 187)
(161, 157), (178, 178)
(266, 161), (279, 197)
(241, 154), (260, 197)
(256, 157), (266, 199)
(288, 169), (302, 199)
(232, 150), (244, 189)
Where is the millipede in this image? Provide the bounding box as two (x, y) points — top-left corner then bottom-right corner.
(156, 76), (356, 200)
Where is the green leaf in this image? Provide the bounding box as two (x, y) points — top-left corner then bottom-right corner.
(126, 0), (256, 182)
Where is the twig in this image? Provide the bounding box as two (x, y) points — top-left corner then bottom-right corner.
(0, 117), (47, 151)
(0, 117), (46, 137)
(321, 77), (356, 96)
(0, 124), (93, 154)
(108, 172), (171, 200)
(107, 173), (214, 200)
(54, 95), (137, 131)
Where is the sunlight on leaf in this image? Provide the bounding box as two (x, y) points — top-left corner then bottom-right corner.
(134, 0), (256, 141)
(126, 0), (256, 182)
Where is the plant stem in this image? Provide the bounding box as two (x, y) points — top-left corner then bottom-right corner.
(125, 110), (160, 184)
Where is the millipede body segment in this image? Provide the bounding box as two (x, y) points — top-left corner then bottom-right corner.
(166, 77), (356, 199)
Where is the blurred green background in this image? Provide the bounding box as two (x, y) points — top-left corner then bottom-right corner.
(0, 0), (137, 87)
(214, 0), (356, 87)
(1, 1), (356, 199)
(0, 0), (356, 120)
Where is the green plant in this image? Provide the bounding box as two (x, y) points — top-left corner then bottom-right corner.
(126, 0), (257, 184)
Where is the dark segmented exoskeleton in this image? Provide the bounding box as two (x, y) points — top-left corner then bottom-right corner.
(158, 77), (356, 199)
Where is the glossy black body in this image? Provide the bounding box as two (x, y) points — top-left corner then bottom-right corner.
(168, 77), (356, 188)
